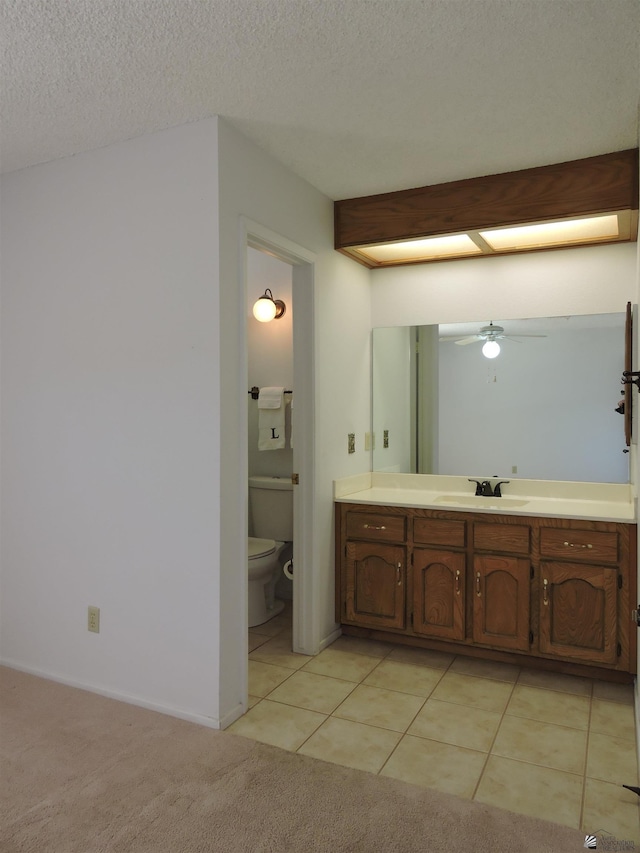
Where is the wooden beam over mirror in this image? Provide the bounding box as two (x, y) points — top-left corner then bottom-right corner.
(335, 149), (639, 267)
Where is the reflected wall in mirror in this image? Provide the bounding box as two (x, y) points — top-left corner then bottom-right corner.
(372, 313), (629, 483)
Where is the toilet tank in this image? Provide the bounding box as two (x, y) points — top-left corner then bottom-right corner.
(248, 476), (294, 541)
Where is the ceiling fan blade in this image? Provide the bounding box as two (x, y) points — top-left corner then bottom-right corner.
(439, 327), (547, 346)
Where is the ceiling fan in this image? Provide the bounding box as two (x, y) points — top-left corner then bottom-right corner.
(440, 321), (548, 346)
(439, 321), (547, 358)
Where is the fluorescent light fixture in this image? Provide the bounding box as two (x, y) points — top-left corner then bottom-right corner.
(482, 340), (501, 359)
(342, 210), (634, 267)
(356, 233), (483, 264)
(480, 214), (620, 252)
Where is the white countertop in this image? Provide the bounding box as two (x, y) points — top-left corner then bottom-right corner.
(334, 473), (636, 523)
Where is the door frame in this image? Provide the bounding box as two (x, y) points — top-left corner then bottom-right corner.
(240, 218), (317, 659)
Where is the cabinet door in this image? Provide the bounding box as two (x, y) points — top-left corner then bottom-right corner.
(539, 561), (618, 665)
(344, 541), (406, 630)
(473, 555), (530, 651)
(413, 548), (465, 640)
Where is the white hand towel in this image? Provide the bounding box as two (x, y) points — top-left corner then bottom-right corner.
(258, 387), (285, 450)
(257, 387), (285, 410)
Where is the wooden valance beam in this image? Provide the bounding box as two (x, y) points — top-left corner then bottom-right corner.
(334, 149), (638, 265)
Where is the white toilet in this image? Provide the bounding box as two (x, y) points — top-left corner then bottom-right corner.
(248, 475), (293, 628)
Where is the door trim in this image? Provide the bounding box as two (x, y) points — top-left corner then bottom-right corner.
(240, 218), (317, 663)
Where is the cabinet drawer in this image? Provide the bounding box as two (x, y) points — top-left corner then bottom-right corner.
(540, 528), (618, 563)
(345, 511), (407, 542)
(413, 517), (466, 548)
(473, 522), (530, 555)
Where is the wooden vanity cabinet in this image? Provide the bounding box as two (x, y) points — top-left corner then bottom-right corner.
(412, 517), (466, 641)
(340, 509), (407, 632)
(344, 540), (406, 631)
(471, 522), (531, 652)
(538, 524), (626, 667)
(336, 502), (636, 681)
(472, 555), (531, 652)
(538, 560), (618, 665)
(413, 548), (466, 641)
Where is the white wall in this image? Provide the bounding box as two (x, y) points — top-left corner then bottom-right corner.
(0, 115), (371, 729)
(0, 116), (373, 728)
(216, 119), (371, 723)
(371, 242), (637, 327)
(0, 121), (223, 723)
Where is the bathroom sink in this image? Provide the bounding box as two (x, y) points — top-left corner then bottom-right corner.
(434, 495), (530, 509)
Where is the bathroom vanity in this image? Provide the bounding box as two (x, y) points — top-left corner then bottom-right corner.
(334, 474), (637, 682)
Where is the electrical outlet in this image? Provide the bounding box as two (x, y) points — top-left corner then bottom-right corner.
(512, 465), (518, 474)
(383, 429), (389, 448)
(348, 433), (355, 454)
(88, 605), (100, 633)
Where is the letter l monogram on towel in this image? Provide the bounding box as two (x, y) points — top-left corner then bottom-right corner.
(258, 387), (286, 450)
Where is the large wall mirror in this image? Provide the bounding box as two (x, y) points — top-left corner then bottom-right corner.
(372, 312), (629, 484)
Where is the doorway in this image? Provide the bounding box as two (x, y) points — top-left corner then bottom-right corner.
(246, 247), (294, 609)
(242, 220), (317, 672)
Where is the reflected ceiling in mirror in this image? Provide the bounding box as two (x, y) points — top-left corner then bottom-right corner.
(372, 312), (628, 484)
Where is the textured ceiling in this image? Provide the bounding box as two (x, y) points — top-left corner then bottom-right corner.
(1, 0), (639, 199)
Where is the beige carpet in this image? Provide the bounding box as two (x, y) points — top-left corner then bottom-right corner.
(1, 665), (584, 852)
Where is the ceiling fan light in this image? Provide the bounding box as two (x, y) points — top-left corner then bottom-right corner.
(482, 340), (501, 359)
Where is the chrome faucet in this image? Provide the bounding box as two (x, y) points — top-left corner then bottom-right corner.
(468, 478), (510, 497)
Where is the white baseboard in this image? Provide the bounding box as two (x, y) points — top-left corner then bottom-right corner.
(318, 626), (342, 652)
(291, 624), (341, 657)
(218, 701), (245, 730)
(0, 658), (223, 729)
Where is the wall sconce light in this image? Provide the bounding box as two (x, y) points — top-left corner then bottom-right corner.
(252, 289), (286, 322)
(482, 340), (501, 359)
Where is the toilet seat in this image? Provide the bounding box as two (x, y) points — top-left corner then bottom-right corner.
(248, 537), (276, 560)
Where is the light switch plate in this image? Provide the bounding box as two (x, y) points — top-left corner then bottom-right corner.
(88, 605), (100, 633)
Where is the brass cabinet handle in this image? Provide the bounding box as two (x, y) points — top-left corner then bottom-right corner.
(455, 569), (461, 595)
(396, 563), (402, 585)
(364, 523), (386, 530)
(563, 541), (593, 549)
(476, 572), (481, 597)
(543, 578), (549, 605)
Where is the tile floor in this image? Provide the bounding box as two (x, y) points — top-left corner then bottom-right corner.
(230, 603), (640, 843)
